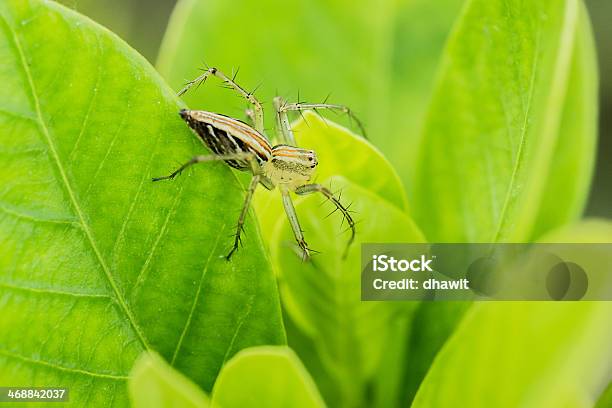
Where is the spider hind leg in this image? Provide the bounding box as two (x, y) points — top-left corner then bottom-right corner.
(295, 183), (356, 259)
(226, 174), (261, 260)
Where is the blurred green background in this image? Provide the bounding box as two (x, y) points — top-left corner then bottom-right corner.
(58, 0), (610, 216)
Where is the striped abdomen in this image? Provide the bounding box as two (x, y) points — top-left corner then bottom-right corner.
(179, 109), (272, 170)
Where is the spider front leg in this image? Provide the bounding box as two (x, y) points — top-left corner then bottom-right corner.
(274, 96), (367, 142)
(295, 184), (356, 259)
(178, 67), (265, 133)
(280, 186), (312, 261)
(151, 152), (255, 181)
(273, 96), (296, 145)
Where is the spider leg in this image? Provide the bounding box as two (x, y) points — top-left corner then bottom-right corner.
(226, 174), (261, 260)
(151, 152), (256, 181)
(280, 186), (311, 261)
(178, 67), (265, 134)
(295, 183), (356, 259)
(273, 96), (296, 145)
(277, 99), (367, 139)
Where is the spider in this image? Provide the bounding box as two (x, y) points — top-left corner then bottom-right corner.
(153, 67), (360, 261)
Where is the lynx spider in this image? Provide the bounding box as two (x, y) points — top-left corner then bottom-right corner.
(153, 67), (359, 261)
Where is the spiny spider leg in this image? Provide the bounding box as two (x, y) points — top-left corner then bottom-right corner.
(226, 174), (260, 260)
(151, 152), (256, 182)
(274, 96), (367, 143)
(273, 96), (295, 145)
(295, 183), (356, 259)
(153, 152), (262, 260)
(280, 186), (311, 261)
(178, 67), (265, 134)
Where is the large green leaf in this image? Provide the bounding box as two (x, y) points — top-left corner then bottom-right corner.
(252, 111), (421, 406)
(129, 347), (326, 408)
(252, 112), (422, 406)
(0, 0), (284, 405)
(271, 179), (424, 407)
(129, 352), (210, 408)
(212, 346), (326, 408)
(291, 112), (408, 211)
(595, 381), (612, 408)
(156, 0), (464, 192)
(411, 220), (612, 408)
(412, 302), (612, 408)
(413, 0), (598, 242)
(529, 4), (597, 238)
(401, 302), (472, 406)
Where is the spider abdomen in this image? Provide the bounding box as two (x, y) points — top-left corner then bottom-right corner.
(180, 109), (271, 170)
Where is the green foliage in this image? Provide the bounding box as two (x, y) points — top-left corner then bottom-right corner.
(0, 0), (283, 405)
(130, 352), (210, 408)
(211, 346), (326, 408)
(412, 301), (612, 408)
(1, 0), (608, 407)
(412, 221), (612, 408)
(401, 302), (472, 405)
(257, 113), (424, 406)
(595, 381), (612, 408)
(413, 0), (598, 242)
(129, 348), (325, 408)
(156, 0), (464, 193)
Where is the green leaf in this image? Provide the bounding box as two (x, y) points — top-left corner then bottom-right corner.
(595, 381), (612, 408)
(401, 302), (472, 406)
(411, 220), (612, 408)
(412, 303), (612, 408)
(0, 0), (284, 404)
(156, 0), (464, 192)
(130, 347), (326, 408)
(252, 112), (422, 406)
(271, 179), (424, 406)
(413, 0), (598, 242)
(292, 112), (408, 211)
(211, 346), (326, 408)
(529, 5), (598, 238)
(129, 352), (210, 408)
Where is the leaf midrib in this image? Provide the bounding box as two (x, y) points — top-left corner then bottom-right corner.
(1, 12), (150, 352)
(491, 29), (541, 242)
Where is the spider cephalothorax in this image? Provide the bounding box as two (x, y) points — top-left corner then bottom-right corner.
(154, 67), (358, 260)
(264, 145), (318, 189)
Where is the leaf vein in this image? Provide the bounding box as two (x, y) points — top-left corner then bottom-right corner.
(67, 32), (104, 161)
(171, 225), (226, 365)
(0, 348), (128, 380)
(130, 180), (186, 300)
(0, 201), (79, 225)
(0, 281), (111, 300)
(221, 284), (254, 365)
(82, 98), (130, 199)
